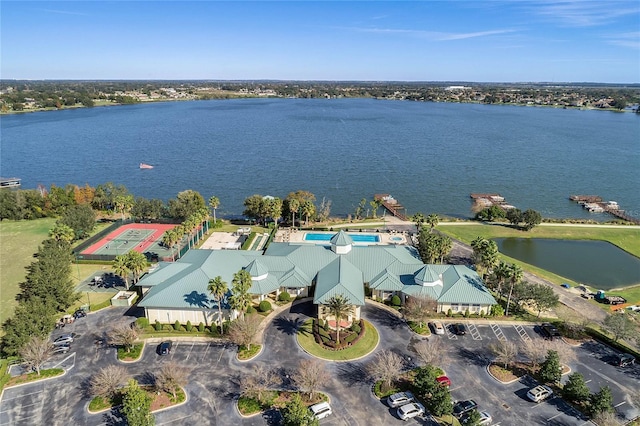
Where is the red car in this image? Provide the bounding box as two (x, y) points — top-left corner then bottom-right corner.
(436, 376), (451, 387)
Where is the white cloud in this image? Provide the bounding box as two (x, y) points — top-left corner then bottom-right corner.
(35, 8), (90, 17)
(350, 27), (517, 41)
(604, 31), (640, 49)
(531, 0), (639, 27)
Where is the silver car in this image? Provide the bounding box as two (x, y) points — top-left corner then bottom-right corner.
(388, 391), (415, 408)
(53, 333), (76, 345)
(397, 402), (425, 421)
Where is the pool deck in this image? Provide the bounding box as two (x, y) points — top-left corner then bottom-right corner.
(274, 228), (409, 245)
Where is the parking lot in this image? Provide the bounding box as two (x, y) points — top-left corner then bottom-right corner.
(1, 305), (638, 426)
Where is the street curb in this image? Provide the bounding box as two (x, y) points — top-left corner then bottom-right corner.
(0, 368), (67, 402)
(85, 386), (189, 415)
(295, 320), (380, 363)
(116, 341), (146, 363)
(236, 344), (264, 363)
(485, 363), (521, 385)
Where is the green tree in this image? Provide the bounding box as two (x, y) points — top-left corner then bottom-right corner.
(354, 198), (367, 220)
(121, 379), (154, 426)
(113, 194), (134, 220)
(125, 250), (148, 285)
(461, 408), (482, 425)
(58, 204), (96, 239)
(471, 237), (499, 278)
(288, 198), (300, 227)
(563, 372), (590, 403)
(113, 255), (130, 289)
(603, 313), (636, 342)
(208, 196), (220, 224)
(491, 261), (511, 299)
(243, 194), (265, 223)
(0, 190), (19, 220)
(1, 298), (57, 356)
(208, 276), (228, 335)
(230, 270), (252, 319)
(506, 208), (523, 226)
(522, 209), (542, 231)
(539, 350), (562, 384)
(428, 382), (454, 416)
(527, 283), (560, 317)
(588, 386), (614, 417)
(505, 263), (523, 316)
(48, 223), (75, 245)
(369, 199), (381, 218)
(300, 200), (316, 225)
(167, 189), (205, 222)
(425, 213), (440, 233)
(412, 212), (425, 233)
(326, 294), (351, 344)
(281, 393), (319, 426)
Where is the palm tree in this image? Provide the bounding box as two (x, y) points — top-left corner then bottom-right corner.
(326, 295), (352, 344)
(230, 270), (252, 319)
(425, 213), (440, 233)
(505, 264), (523, 316)
(208, 276), (228, 335)
(49, 223), (75, 245)
(492, 261), (511, 300)
(300, 200), (316, 225)
(412, 212), (425, 233)
(113, 255), (130, 289)
(289, 198), (300, 228)
(208, 196), (220, 225)
(437, 234), (452, 263)
(125, 251), (148, 284)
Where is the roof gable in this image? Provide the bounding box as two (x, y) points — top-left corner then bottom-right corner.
(314, 257), (365, 305)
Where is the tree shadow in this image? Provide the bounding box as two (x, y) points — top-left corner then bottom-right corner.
(334, 361), (370, 387)
(262, 408), (283, 425)
(363, 305), (405, 329)
(456, 347), (491, 367)
(102, 407), (126, 426)
(183, 291), (210, 308)
(133, 371), (156, 387)
(289, 301), (313, 315)
(273, 316), (305, 336)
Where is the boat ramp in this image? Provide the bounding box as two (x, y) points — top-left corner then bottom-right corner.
(570, 195), (640, 224)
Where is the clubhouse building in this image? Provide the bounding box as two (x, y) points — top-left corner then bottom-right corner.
(138, 231), (496, 327)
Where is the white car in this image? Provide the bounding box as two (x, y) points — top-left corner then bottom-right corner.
(388, 391), (415, 408)
(478, 411), (493, 425)
(626, 305), (640, 312)
(430, 321), (445, 335)
(526, 385), (553, 403)
(397, 402), (425, 421)
(309, 401), (332, 419)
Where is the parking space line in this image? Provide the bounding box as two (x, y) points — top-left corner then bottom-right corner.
(490, 324), (506, 341)
(200, 342), (211, 362)
(184, 342), (195, 361)
(468, 323), (482, 340)
(156, 413), (193, 425)
(546, 413), (562, 421)
(614, 401), (626, 408)
(445, 324), (458, 340)
(0, 390), (43, 402)
(170, 341), (178, 360)
(585, 379), (592, 384)
(514, 325), (531, 342)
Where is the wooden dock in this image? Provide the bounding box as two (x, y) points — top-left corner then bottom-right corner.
(469, 193), (516, 211)
(0, 177), (21, 189)
(374, 194), (408, 221)
(570, 195), (640, 224)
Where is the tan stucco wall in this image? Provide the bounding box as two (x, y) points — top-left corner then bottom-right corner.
(146, 308), (228, 327)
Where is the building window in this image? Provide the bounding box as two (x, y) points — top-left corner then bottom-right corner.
(472, 304), (481, 312)
(450, 304), (460, 312)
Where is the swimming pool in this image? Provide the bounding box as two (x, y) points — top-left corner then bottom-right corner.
(304, 233), (380, 243)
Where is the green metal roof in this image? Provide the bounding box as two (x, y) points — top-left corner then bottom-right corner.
(330, 230), (353, 246)
(369, 269), (404, 291)
(245, 259), (269, 278)
(314, 257), (365, 305)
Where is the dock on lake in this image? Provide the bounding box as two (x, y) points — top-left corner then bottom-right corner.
(470, 193), (516, 211)
(374, 194), (408, 221)
(0, 177), (21, 189)
(570, 195), (640, 224)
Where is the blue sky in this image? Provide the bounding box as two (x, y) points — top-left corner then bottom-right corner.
(2, 1), (639, 83)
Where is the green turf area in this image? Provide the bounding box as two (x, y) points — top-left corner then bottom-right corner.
(297, 319), (379, 361)
(0, 218), (56, 324)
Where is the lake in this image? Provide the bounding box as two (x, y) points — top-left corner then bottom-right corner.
(1, 99), (638, 219)
(494, 238), (640, 289)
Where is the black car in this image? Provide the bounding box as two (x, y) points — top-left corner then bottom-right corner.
(453, 400), (478, 418)
(540, 323), (561, 340)
(452, 323), (466, 335)
(158, 341), (172, 356)
(614, 353), (635, 367)
(73, 310), (87, 319)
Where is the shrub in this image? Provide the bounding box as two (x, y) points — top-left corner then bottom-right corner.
(198, 322), (205, 332)
(480, 310), (485, 318)
(447, 309), (453, 317)
(136, 317), (149, 329)
(163, 324), (173, 331)
(323, 319), (329, 331)
(173, 320), (181, 331)
(258, 300), (272, 313)
(154, 320), (162, 331)
(391, 295), (401, 307)
(351, 323), (361, 334)
(491, 304), (504, 317)
(246, 306), (256, 314)
(278, 292), (291, 302)
(465, 309), (470, 318)
(185, 320), (192, 332)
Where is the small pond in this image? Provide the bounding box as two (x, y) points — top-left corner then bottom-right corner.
(494, 238), (640, 290)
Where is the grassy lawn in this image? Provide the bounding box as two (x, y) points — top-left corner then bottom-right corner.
(297, 319), (379, 361)
(0, 218), (56, 324)
(117, 343), (144, 361)
(238, 344), (261, 360)
(5, 368), (64, 387)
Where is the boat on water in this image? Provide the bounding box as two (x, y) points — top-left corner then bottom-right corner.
(0, 177), (21, 188)
(139, 163), (154, 169)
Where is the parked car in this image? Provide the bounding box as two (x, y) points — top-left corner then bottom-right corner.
(309, 402), (332, 419)
(430, 321), (445, 335)
(53, 333), (76, 345)
(51, 344), (71, 355)
(73, 309), (87, 319)
(461, 410), (492, 425)
(453, 400), (478, 418)
(397, 402), (425, 421)
(157, 341), (172, 356)
(540, 323), (560, 340)
(388, 391), (415, 408)
(436, 376), (451, 387)
(614, 353), (635, 367)
(526, 385), (554, 403)
(452, 323), (466, 335)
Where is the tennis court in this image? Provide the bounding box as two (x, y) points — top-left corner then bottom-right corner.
(81, 223), (177, 257)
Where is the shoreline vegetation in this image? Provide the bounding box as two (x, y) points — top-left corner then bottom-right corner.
(1, 81), (638, 115)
